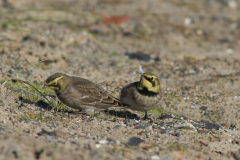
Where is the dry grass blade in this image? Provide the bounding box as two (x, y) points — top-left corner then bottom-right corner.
(2, 79), (53, 107)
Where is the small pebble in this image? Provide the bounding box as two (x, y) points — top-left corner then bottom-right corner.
(95, 144), (101, 148)
(98, 139), (109, 144)
(127, 137), (144, 146)
(151, 155), (160, 160)
(184, 18), (191, 26)
(116, 140), (121, 145)
(114, 125), (121, 129)
(190, 105), (197, 109)
(226, 48), (233, 54)
(175, 123), (196, 131)
(228, 0), (237, 9)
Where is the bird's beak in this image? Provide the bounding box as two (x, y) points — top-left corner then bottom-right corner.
(42, 84), (47, 89)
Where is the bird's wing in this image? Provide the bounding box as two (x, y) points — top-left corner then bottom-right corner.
(72, 77), (129, 109)
(120, 82), (138, 99)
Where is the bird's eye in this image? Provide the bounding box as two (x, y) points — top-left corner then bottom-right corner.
(150, 77), (154, 81)
(53, 82), (57, 85)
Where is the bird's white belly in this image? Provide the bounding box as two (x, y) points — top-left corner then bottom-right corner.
(122, 96), (152, 112)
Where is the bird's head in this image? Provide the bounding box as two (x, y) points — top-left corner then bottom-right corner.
(44, 73), (70, 94)
(137, 73), (160, 93)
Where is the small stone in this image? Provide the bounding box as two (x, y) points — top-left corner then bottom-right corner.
(205, 122), (221, 130)
(154, 56), (161, 62)
(151, 155), (160, 160)
(37, 129), (56, 136)
(114, 125), (121, 129)
(184, 18), (191, 26)
(159, 114), (172, 119)
(98, 139), (109, 144)
(193, 123), (204, 128)
(226, 48), (233, 54)
(175, 132), (181, 137)
(126, 52), (151, 61)
(95, 144), (101, 148)
(230, 23), (238, 29)
(135, 125), (144, 129)
(174, 123), (196, 131)
(228, 0), (237, 9)
(160, 129), (167, 134)
(167, 129), (173, 134)
(190, 105), (196, 109)
(46, 135), (54, 142)
(199, 106), (208, 110)
(127, 137), (144, 146)
(146, 126), (153, 132)
(189, 70), (195, 74)
(8, 69), (14, 74)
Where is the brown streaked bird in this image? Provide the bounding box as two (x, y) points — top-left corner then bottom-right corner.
(120, 73), (163, 119)
(44, 73), (130, 113)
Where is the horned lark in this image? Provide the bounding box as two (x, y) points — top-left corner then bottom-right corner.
(120, 73), (163, 119)
(44, 73), (130, 113)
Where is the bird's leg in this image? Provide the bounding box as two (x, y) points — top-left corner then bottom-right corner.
(143, 111), (148, 120)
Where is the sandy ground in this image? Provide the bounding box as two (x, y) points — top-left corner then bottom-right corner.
(1, 0), (240, 159)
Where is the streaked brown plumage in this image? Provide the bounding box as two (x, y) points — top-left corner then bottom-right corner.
(44, 73), (130, 112)
(120, 73), (163, 119)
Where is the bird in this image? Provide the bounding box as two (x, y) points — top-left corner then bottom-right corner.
(44, 73), (130, 113)
(120, 73), (163, 119)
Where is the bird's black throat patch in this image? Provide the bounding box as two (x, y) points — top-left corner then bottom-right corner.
(137, 87), (159, 97)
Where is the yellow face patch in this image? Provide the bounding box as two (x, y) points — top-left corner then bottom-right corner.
(138, 74), (160, 93)
(47, 76), (63, 86)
